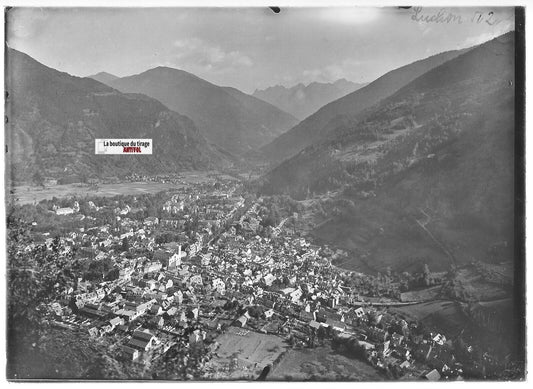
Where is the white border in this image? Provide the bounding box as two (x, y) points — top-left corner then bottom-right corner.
(0, 1), (529, 388)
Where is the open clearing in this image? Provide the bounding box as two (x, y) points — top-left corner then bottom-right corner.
(10, 182), (185, 204)
(390, 300), (469, 337)
(400, 285), (443, 302)
(268, 345), (385, 381)
(7, 170), (238, 205)
(206, 327), (287, 379)
(8, 170), (242, 205)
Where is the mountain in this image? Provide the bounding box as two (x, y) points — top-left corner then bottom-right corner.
(88, 71), (119, 85)
(259, 48), (468, 165)
(252, 79), (367, 120)
(107, 68), (298, 155)
(259, 32), (516, 273)
(5, 49), (226, 185)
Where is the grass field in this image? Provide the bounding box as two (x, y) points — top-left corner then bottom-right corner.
(9, 182), (186, 205)
(390, 300), (469, 337)
(268, 345), (385, 381)
(400, 285), (443, 302)
(206, 327), (288, 379)
(9, 171), (241, 205)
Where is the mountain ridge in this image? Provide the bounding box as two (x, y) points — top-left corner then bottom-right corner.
(259, 32), (515, 273)
(259, 48), (469, 165)
(107, 67), (299, 155)
(253, 79), (367, 120)
(5, 49), (226, 185)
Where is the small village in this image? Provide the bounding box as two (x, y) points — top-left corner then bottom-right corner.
(9, 176), (513, 381)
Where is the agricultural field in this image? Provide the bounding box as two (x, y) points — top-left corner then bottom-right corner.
(7, 170), (238, 205)
(205, 327), (288, 379)
(390, 300), (469, 337)
(9, 182), (185, 205)
(400, 285), (443, 302)
(268, 345), (385, 381)
(450, 265), (512, 302)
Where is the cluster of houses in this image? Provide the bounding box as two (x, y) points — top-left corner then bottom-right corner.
(35, 180), (481, 380)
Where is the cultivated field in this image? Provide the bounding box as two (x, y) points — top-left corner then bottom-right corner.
(206, 327), (288, 379)
(400, 285), (443, 302)
(268, 345), (385, 381)
(9, 182), (185, 205)
(390, 300), (469, 337)
(7, 170), (240, 205)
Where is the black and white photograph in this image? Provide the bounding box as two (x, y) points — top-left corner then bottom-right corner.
(3, 2), (526, 382)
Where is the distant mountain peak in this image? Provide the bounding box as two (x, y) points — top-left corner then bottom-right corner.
(87, 71), (119, 85)
(252, 79), (367, 120)
(108, 66), (298, 155)
(258, 47), (469, 163)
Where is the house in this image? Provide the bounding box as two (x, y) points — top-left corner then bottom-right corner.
(109, 316), (125, 328)
(128, 338), (151, 352)
(189, 274), (203, 286)
(145, 279), (158, 290)
(376, 340), (391, 357)
(166, 306), (178, 316)
(189, 329), (205, 345)
(99, 324), (113, 336)
(122, 345), (140, 361)
(128, 330), (156, 352)
(56, 207), (74, 216)
(359, 340), (375, 351)
(432, 333), (446, 346)
(150, 304), (163, 316)
(314, 309), (327, 323)
(423, 369), (441, 381)
(290, 288), (303, 303)
(212, 278), (226, 294)
(188, 306), (199, 320)
(262, 274), (276, 287)
(79, 306), (107, 320)
(264, 309), (275, 319)
(367, 327), (388, 343)
(201, 252), (212, 266)
(168, 250), (182, 268)
(144, 261), (162, 274)
(391, 333), (404, 347)
(150, 316), (165, 328)
(144, 216), (159, 226)
(235, 315), (247, 327)
(175, 290), (184, 304)
(393, 346), (411, 361)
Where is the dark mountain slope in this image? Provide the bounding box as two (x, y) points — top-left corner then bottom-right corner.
(5, 49), (225, 184)
(259, 48), (467, 164)
(252, 79), (367, 120)
(108, 68), (298, 155)
(260, 32), (515, 273)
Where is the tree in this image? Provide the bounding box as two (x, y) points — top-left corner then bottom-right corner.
(32, 170), (45, 187)
(6, 218), (99, 378)
(121, 237), (130, 252)
(422, 263), (432, 286)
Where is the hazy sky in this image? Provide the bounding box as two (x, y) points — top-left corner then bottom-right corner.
(7, 7), (514, 93)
